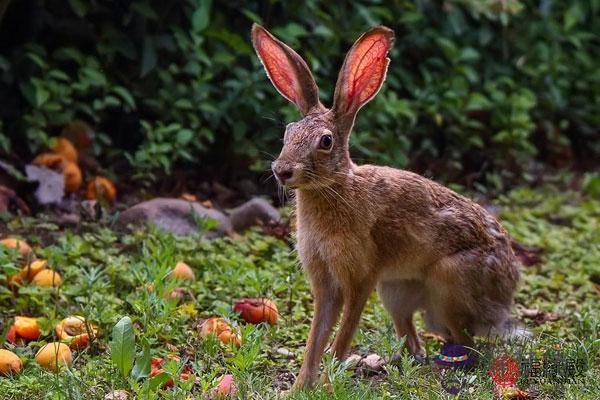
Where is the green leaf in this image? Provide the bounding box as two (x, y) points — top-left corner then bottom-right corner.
(149, 371), (171, 391)
(466, 93), (492, 111)
(27, 52), (47, 69)
(582, 173), (600, 197)
(110, 316), (135, 377)
(48, 70), (70, 82)
(131, 1), (159, 20)
(19, 82), (49, 108)
(241, 8), (262, 24)
(174, 98), (193, 109)
(192, 0), (212, 32)
(80, 67), (107, 87)
(141, 37), (157, 77)
(68, 0), (88, 17)
(112, 86), (136, 109)
(273, 23), (307, 42)
(176, 129), (193, 145)
(131, 340), (151, 381)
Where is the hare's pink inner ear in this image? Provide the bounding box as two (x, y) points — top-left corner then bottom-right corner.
(252, 24), (321, 115)
(333, 27), (394, 116)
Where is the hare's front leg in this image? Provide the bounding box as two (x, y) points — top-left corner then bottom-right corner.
(330, 279), (376, 360)
(294, 263), (343, 389)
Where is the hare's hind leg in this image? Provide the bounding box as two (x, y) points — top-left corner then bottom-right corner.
(426, 249), (512, 348)
(376, 280), (425, 355)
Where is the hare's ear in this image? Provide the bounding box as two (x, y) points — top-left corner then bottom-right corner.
(332, 26), (394, 121)
(252, 24), (322, 116)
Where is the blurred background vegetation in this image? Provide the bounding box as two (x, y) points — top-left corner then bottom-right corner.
(0, 0), (598, 194)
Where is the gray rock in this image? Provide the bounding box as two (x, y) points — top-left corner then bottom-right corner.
(25, 165), (64, 204)
(55, 212), (80, 226)
(276, 347), (295, 358)
(80, 200), (99, 220)
(237, 178), (260, 197)
(229, 197), (280, 232)
(118, 198), (232, 237)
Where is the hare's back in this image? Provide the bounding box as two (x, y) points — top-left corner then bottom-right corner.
(354, 165), (512, 258)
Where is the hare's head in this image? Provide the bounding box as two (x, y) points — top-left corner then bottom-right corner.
(252, 24), (394, 189)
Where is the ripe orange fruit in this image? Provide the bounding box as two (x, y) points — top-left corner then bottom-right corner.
(234, 298), (279, 325)
(0, 238), (33, 259)
(31, 269), (62, 288)
(6, 325), (18, 344)
(217, 330), (242, 347)
(10, 259), (48, 288)
(35, 342), (73, 372)
(51, 137), (78, 163)
(32, 152), (67, 170)
(85, 176), (117, 203)
(32, 153), (82, 192)
(22, 259), (47, 281)
(150, 356), (193, 388)
(55, 316), (97, 348)
(170, 262), (195, 281)
(14, 316), (41, 340)
(215, 374), (237, 397)
(0, 349), (22, 376)
(63, 161), (82, 193)
(165, 287), (186, 302)
(200, 318), (241, 347)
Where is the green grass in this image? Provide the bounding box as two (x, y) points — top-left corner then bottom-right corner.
(0, 185), (598, 399)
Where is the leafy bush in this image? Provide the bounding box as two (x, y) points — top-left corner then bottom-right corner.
(0, 0), (598, 187)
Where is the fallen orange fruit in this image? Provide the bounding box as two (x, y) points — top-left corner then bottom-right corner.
(51, 137), (78, 163)
(234, 298), (279, 325)
(199, 318), (241, 347)
(63, 161), (82, 193)
(32, 153), (82, 193)
(9, 259), (48, 288)
(6, 325), (18, 344)
(22, 259), (47, 281)
(0, 349), (22, 376)
(85, 176), (117, 203)
(150, 356), (193, 388)
(170, 262), (195, 281)
(0, 238), (33, 259)
(35, 342), (73, 372)
(32, 152), (67, 170)
(215, 374), (237, 397)
(31, 269), (62, 288)
(14, 316), (41, 340)
(8, 272), (25, 288)
(55, 316), (97, 348)
(165, 287), (186, 302)
(217, 330), (242, 347)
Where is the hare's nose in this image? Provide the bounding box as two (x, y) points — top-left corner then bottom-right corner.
(272, 162), (294, 185)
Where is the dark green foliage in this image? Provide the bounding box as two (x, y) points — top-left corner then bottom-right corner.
(0, 0), (598, 186)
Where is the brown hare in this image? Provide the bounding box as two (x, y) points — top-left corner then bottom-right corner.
(251, 24), (521, 389)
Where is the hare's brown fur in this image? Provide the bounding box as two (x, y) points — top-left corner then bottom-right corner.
(252, 24), (520, 389)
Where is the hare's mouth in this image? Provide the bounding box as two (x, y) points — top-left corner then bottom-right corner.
(281, 177), (302, 189)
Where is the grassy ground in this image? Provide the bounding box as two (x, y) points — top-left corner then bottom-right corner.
(0, 185), (598, 399)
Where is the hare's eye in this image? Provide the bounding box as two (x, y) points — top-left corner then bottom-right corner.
(319, 134), (333, 150)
